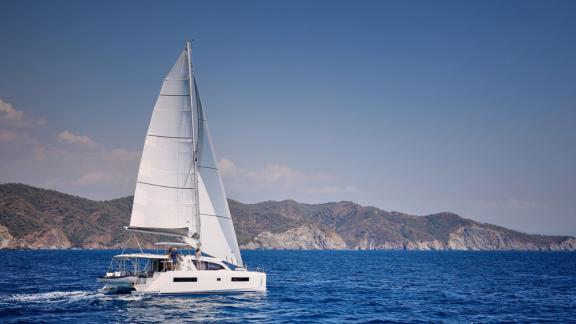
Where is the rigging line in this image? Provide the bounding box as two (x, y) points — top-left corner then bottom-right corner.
(183, 160), (194, 190)
(198, 165), (218, 170)
(200, 213), (232, 220)
(147, 134), (193, 139)
(152, 108), (192, 112)
(137, 181), (194, 190)
(120, 232), (136, 255)
(135, 234), (144, 254)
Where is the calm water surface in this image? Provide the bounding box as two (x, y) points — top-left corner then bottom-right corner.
(0, 250), (574, 322)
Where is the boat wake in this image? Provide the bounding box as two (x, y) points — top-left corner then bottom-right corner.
(4, 291), (103, 303)
(2, 290), (143, 304)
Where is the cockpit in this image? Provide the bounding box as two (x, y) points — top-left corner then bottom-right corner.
(102, 242), (232, 280)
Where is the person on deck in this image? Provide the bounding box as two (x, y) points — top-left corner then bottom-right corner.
(195, 247), (203, 270)
(168, 247), (181, 270)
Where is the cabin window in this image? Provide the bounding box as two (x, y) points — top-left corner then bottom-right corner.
(206, 262), (225, 271)
(193, 261), (225, 271)
(173, 277), (197, 282)
(231, 277), (249, 282)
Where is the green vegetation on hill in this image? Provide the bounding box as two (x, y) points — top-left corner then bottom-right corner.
(0, 183), (573, 250)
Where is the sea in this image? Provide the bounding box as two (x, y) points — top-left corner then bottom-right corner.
(0, 250), (574, 323)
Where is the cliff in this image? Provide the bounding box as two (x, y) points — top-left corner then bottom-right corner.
(0, 183), (574, 251)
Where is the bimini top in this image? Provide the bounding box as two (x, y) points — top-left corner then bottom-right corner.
(113, 253), (170, 260)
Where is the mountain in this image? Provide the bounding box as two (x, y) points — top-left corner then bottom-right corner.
(232, 199), (576, 251)
(0, 183), (574, 251)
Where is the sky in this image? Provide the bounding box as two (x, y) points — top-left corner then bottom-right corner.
(0, 0), (575, 236)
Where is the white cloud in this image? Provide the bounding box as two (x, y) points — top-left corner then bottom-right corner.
(0, 98), (46, 127)
(73, 171), (115, 186)
(0, 99), (47, 164)
(219, 158), (236, 173)
(0, 97), (141, 199)
(218, 158), (359, 202)
(57, 131), (96, 146)
(0, 99), (24, 121)
(0, 98), (357, 202)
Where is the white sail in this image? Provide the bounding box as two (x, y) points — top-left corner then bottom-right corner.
(195, 81), (244, 267)
(130, 45), (244, 267)
(129, 50), (197, 236)
(100, 43), (266, 296)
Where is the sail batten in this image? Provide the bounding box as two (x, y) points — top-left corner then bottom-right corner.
(129, 44), (244, 267)
(147, 135), (193, 139)
(137, 181), (195, 190)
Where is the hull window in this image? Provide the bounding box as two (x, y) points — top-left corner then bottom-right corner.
(173, 277), (198, 282)
(231, 277), (250, 282)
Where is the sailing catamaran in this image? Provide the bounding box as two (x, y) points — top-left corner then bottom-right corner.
(98, 41), (266, 294)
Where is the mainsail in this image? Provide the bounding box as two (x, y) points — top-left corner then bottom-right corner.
(129, 43), (243, 267)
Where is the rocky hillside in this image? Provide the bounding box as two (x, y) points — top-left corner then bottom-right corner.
(0, 183), (574, 251)
(232, 199), (576, 251)
(0, 183), (161, 249)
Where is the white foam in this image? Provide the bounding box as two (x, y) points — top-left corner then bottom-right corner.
(0, 289), (152, 306)
(4, 290), (104, 303)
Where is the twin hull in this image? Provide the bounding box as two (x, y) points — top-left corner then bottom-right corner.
(102, 270), (266, 295)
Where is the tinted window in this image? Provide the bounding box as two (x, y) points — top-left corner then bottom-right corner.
(206, 262), (224, 270)
(173, 277), (197, 282)
(193, 261), (225, 271)
(231, 277), (249, 282)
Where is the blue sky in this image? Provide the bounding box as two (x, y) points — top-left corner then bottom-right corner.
(0, 0), (575, 235)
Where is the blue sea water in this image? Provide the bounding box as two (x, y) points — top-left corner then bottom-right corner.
(0, 250), (575, 323)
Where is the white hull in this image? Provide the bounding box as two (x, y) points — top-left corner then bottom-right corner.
(101, 270), (266, 295)
(136, 270), (265, 295)
(99, 253), (265, 295)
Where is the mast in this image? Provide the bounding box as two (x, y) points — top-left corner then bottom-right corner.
(186, 40), (202, 246)
(128, 43), (244, 266)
